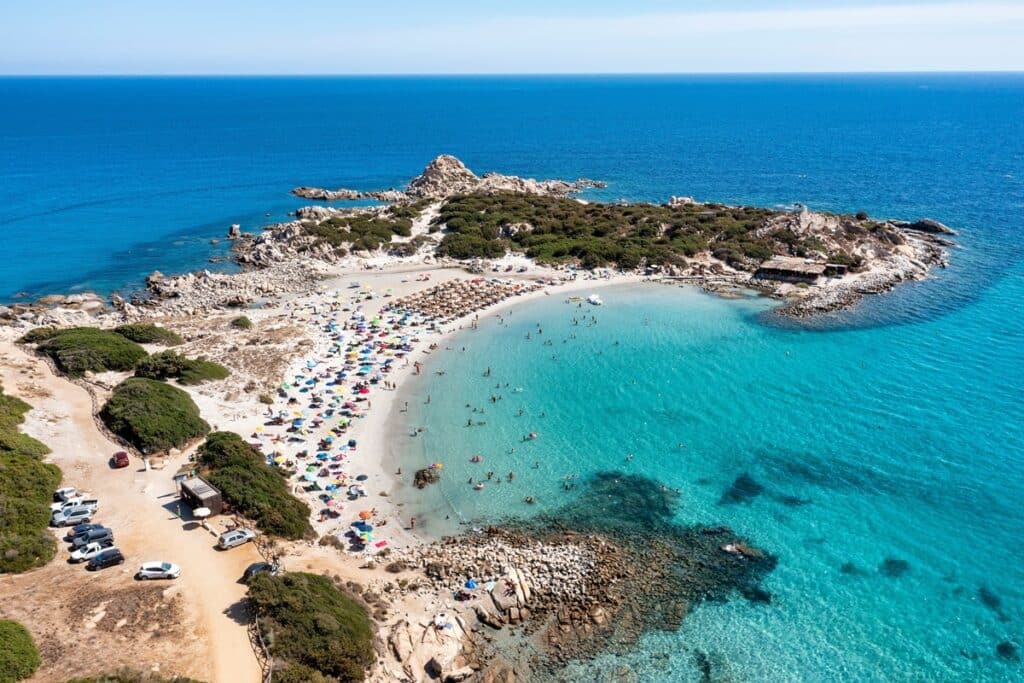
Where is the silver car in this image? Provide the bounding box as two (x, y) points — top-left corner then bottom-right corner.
(217, 528), (256, 550)
(136, 561), (181, 580)
(52, 506), (93, 527)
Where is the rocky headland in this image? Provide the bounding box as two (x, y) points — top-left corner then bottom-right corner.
(293, 154), (605, 203)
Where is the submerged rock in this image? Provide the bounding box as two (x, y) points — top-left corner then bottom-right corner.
(996, 640), (1019, 661)
(719, 472), (765, 505)
(879, 557), (911, 578)
(413, 466), (441, 489)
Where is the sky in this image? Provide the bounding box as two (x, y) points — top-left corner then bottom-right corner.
(1, 1), (1023, 74)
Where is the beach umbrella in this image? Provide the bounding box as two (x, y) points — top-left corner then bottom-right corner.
(465, 579), (478, 590)
(355, 474), (368, 481)
(358, 510), (373, 520)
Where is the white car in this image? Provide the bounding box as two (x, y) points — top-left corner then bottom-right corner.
(217, 528), (256, 550)
(50, 497), (99, 513)
(136, 561), (181, 580)
(53, 486), (83, 503)
(69, 541), (111, 563)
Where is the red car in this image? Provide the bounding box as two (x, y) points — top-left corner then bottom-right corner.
(111, 451), (130, 468)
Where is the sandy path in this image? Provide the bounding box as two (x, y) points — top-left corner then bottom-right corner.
(0, 342), (262, 683)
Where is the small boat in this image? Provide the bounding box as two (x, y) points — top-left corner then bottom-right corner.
(587, 294), (603, 306)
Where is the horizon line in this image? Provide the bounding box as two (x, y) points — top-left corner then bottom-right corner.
(2, 69), (1024, 78)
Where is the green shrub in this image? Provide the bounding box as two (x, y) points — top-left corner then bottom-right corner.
(229, 316), (253, 330)
(65, 673), (204, 683)
(134, 351), (230, 385)
(16, 327), (61, 344)
(99, 378), (209, 454)
(28, 328), (147, 377)
(272, 663), (334, 683)
(197, 432), (311, 539)
(0, 620), (40, 681)
(0, 385), (60, 574)
(113, 324), (183, 346)
(248, 572), (375, 682)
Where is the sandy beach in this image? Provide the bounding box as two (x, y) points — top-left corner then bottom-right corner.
(0, 258), (642, 683)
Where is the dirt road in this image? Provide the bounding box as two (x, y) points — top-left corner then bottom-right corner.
(0, 342), (262, 683)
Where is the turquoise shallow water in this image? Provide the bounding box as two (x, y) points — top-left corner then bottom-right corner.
(392, 274), (1024, 681)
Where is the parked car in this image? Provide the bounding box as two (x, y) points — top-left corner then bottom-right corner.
(50, 497), (99, 513)
(136, 561), (181, 580)
(70, 540), (113, 563)
(111, 451), (130, 468)
(53, 486), (83, 503)
(72, 527), (113, 549)
(51, 506), (94, 527)
(86, 548), (124, 571)
(65, 523), (106, 542)
(217, 528), (256, 550)
(241, 561), (281, 584)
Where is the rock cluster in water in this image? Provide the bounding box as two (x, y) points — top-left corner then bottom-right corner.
(383, 473), (777, 680)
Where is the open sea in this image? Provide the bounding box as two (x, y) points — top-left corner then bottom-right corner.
(4, 75), (1024, 680)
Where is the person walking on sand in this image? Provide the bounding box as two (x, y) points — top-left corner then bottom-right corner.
(410, 516), (416, 530)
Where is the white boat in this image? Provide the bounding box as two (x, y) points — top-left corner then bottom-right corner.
(587, 294), (603, 306)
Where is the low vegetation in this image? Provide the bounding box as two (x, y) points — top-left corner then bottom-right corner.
(0, 619), (41, 682)
(112, 323), (183, 346)
(229, 315), (252, 330)
(248, 572), (375, 682)
(301, 205), (416, 254)
(434, 191), (828, 270)
(134, 351), (230, 385)
(65, 674), (204, 683)
(0, 386), (61, 574)
(23, 327), (147, 377)
(197, 432), (311, 539)
(99, 378), (209, 454)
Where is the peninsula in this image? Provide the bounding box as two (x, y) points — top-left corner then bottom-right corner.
(0, 156), (954, 683)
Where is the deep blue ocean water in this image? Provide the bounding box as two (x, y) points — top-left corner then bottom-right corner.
(4, 75), (1024, 680)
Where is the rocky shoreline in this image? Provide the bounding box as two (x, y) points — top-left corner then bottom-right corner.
(1, 154), (955, 335)
(375, 472), (778, 682)
(293, 154), (606, 203)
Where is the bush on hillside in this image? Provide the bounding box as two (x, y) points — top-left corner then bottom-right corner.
(197, 432), (311, 539)
(0, 619), (41, 681)
(229, 316), (252, 330)
(134, 351), (230, 385)
(65, 673), (204, 683)
(0, 385), (60, 574)
(432, 192), (837, 270)
(248, 572), (375, 682)
(27, 327), (147, 377)
(16, 327), (61, 344)
(113, 324), (183, 346)
(99, 378), (209, 454)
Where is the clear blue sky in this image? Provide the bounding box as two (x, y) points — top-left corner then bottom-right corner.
(2, 1), (1023, 74)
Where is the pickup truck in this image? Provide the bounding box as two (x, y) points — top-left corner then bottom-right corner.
(53, 486), (83, 503)
(70, 540), (113, 563)
(52, 506), (94, 527)
(50, 497), (99, 514)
